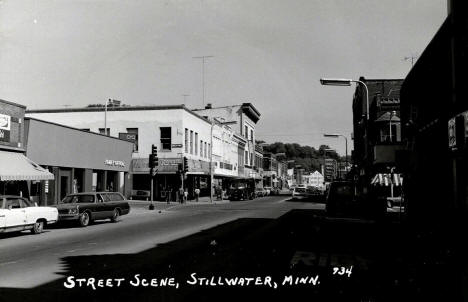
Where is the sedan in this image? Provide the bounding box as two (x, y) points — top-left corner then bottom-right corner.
(0, 196), (58, 234)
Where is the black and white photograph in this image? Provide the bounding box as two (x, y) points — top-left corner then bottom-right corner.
(0, 0), (465, 301)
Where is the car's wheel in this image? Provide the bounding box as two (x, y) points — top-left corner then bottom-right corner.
(31, 220), (44, 234)
(111, 209), (120, 222)
(79, 212), (90, 227)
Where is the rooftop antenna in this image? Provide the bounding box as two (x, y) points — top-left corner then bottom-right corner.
(193, 55), (214, 107)
(403, 54), (419, 67)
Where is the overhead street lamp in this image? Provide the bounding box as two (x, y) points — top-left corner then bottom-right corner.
(323, 133), (348, 173)
(320, 78), (369, 120)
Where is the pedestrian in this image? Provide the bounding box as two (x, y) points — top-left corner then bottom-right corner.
(179, 187), (184, 204)
(166, 186), (171, 204)
(183, 189), (188, 203)
(194, 187), (200, 202)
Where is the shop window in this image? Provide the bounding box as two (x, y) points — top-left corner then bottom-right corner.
(126, 128), (139, 151)
(190, 130), (193, 154)
(195, 132), (198, 155)
(160, 127), (172, 150)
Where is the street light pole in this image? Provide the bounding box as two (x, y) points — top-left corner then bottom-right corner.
(320, 78), (369, 120)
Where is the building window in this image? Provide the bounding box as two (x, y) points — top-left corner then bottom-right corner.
(208, 143), (211, 159)
(99, 128), (110, 136)
(126, 128), (139, 151)
(190, 130), (193, 154)
(250, 153), (253, 166)
(245, 150), (248, 165)
(160, 127), (171, 150)
(250, 130), (253, 142)
(245, 125), (248, 139)
(200, 140), (204, 157)
(204, 142), (207, 158)
(195, 132), (198, 155)
(185, 128), (189, 152)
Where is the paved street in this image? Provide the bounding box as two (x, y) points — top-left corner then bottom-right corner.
(0, 195), (320, 289)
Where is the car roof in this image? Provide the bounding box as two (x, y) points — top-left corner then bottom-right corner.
(66, 192), (121, 195)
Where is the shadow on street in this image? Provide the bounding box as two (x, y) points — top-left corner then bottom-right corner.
(0, 209), (462, 302)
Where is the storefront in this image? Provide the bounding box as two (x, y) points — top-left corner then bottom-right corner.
(131, 157), (211, 200)
(24, 118), (133, 205)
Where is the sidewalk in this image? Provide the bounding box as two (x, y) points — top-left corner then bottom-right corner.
(129, 196), (229, 211)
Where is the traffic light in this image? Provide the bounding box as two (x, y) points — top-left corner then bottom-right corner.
(149, 144), (158, 169)
(183, 157), (188, 173)
(178, 163), (183, 173)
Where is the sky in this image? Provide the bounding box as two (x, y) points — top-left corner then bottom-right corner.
(0, 0), (447, 155)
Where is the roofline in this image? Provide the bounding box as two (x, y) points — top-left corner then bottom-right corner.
(26, 104), (211, 124)
(0, 99), (27, 109)
(358, 77), (405, 82)
(24, 117), (135, 145)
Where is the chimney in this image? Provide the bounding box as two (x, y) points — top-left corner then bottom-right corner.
(205, 103), (212, 109)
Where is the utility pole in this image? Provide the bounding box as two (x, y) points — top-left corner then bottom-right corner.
(193, 56), (214, 107)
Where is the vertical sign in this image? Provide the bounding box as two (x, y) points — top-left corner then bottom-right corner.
(448, 117), (456, 150)
(0, 113), (11, 143)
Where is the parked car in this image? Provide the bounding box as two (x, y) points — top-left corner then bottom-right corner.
(255, 188), (265, 198)
(263, 186), (272, 196)
(326, 181), (386, 219)
(0, 195), (58, 234)
(229, 187), (254, 201)
(56, 192), (130, 227)
(291, 187), (308, 200)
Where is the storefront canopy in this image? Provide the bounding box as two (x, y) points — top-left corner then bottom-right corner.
(371, 173), (403, 187)
(0, 150), (54, 181)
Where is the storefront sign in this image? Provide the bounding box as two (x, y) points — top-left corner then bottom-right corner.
(104, 159), (126, 167)
(171, 144), (183, 148)
(0, 113), (11, 131)
(0, 129), (10, 142)
(119, 132), (137, 142)
(0, 113), (11, 143)
(448, 117), (456, 149)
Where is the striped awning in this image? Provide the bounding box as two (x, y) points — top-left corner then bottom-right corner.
(371, 173), (403, 186)
(0, 150), (54, 181)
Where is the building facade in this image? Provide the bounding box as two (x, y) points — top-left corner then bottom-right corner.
(27, 105), (213, 200)
(352, 78), (405, 194)
(24, 118), (133, 205)
(0, 99), (54, 198)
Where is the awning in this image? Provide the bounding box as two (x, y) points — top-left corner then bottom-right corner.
(0, 150), (54, 181)
(371, 173), (403, 186)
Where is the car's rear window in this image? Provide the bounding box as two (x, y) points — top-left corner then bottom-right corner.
(103, 193), (124, 201)
(295, 188), (306, 193)
(62, 194), (95, 204)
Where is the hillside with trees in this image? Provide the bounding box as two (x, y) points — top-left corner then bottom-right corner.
(258, 141), (344, 172)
